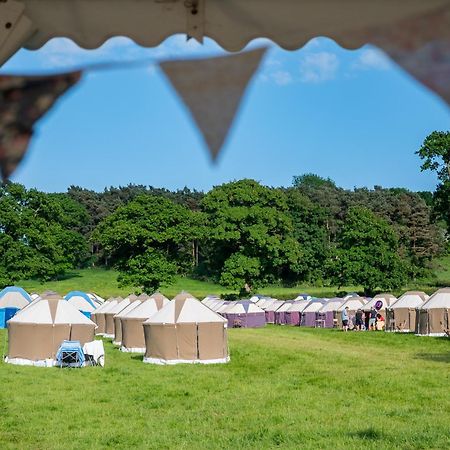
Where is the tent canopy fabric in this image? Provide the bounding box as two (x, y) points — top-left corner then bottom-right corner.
(0, 286), (31, 309)
(419, 288), (450, 309)
(389, 291), (429, 309)
(223, 301), (264, 314)
(64, 290), (96, 312)
(145, 295), (226, 325)
(2, 0), (447, 58)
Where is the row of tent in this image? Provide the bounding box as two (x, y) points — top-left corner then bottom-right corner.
(2, 288), (230, 366)
(1, 286), (448, 367)
(201, 289), (450, 337)
(90, 292), (229, 365)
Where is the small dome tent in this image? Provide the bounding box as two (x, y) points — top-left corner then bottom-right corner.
(6, 295), (96, 366)
(415, 288), (450, 337)
(143, 292), (229, 365)
(64, 291), (97, 317)
(120, 293), (169, 353)
(385, 291), (429, 332)
(0, 286), (32, 328)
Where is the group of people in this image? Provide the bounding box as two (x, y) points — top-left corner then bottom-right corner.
(341, 306), (385, 331)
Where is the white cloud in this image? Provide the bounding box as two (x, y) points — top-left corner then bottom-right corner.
(353, 48), (391, 71)
(299, 51), (339, 83)
(271, 70), (293, 86)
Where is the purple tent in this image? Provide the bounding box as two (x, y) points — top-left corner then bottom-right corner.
(223, 301), (266, 328)
(284, 301), (310, 326)
(274, 301), (295, 325)
(301, 300), (326, 327)
(264, 301), (284, 324)
(316, 299), (345, 328)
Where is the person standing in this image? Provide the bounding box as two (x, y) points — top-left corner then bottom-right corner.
(369, 306), (377, 330)
(341, 306), (350, 332)
(355, 308), (363, 331)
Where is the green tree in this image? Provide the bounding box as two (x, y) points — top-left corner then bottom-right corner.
(95, 194), (204, 291)
(416, 131), (450, 182)
(201, 180), (303, 294)
(416, 130), (450, 238)
(331, 207), (408, 295)
(0, 183), (89, 287)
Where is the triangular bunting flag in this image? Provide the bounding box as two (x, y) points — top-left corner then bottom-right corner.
(0, 71), (82, 180)
(342, 5), (450, 106)
(160, 47), (267, 161)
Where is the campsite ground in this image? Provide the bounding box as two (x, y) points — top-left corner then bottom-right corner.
(0, 327), (448, 449)
(18, 254), (450, 299)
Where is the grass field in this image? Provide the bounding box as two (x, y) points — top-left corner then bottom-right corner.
(18, 254), (450, 300)
(0, 327), (448, 449)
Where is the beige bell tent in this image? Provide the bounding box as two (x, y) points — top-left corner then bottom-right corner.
(6, 295), (96, 366)
(120, 293), (170, 353)
(415, 288), (450, 336)
(142, 292), (229, 365)
(103, 298), (131, 338)
(93, 298), (120, 335)
(112, 300), (142, 346)
(385, 291), (429, 332)
(90, 297), (113, 325)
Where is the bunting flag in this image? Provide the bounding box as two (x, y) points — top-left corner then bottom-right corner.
(0, 71), (82, 180)
(160, 47), (267, 161)
(343, 4), (450, 105)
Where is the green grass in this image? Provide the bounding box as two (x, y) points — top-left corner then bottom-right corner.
(0, 327), (448, 449)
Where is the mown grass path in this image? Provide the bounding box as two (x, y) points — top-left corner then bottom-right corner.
(0, 327), (448, 449)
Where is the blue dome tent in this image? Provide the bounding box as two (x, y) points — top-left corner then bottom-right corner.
(64, 291), (97, 318)
(0, 286), (32, 328)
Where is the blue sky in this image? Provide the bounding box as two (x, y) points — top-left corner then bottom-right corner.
(1, 35), (449, 193)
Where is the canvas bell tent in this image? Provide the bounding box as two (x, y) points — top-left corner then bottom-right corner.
(103, 298), (131, 338)
(120, 293), (169, 353)
(6, 295), (96, 366)
(92, 298), (120, 335)
(0, 286), (32, 328)
(415, 288), (450, 337)
(64, 291), (97, 318)
(385, 291), (429, 332)
(142, 293), (229, 365)
(112, 300), (142, 346)
(222, 301), (265, 328)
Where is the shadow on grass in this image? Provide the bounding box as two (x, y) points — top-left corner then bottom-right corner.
(350, 428), (384, 441)
(131, 354), (144, 361)
(54, 272), (83, 281)
(415, 352), (450, 363)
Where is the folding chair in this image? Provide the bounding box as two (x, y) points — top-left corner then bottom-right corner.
(56, 340), (85, 368)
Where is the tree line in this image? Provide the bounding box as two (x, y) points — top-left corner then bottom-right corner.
(0, 131), (448, 295)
